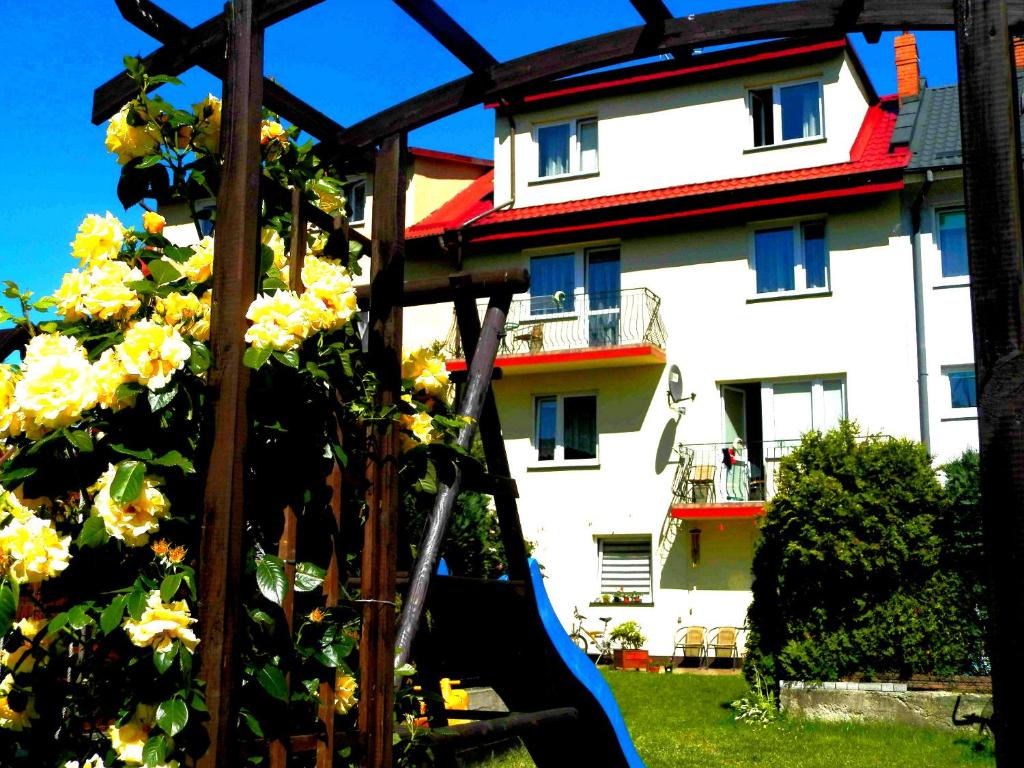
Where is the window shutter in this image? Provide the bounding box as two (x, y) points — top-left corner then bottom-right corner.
(600, 540), (652, 595)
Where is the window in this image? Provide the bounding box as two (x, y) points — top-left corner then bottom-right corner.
(769, 377), (845, 440)
(946, 367), (977, 410)
(753, 220), (827, 295)
(586, 247), (621, 346)
(537, 118), (598, 178)
(598, 539), (652, 600)
(749, 81), (823, 148)
(345, 180), (366, 223)
(530, 253), (576, 315)
(938, 208), (968, 278)
(534, 393), (597, 464)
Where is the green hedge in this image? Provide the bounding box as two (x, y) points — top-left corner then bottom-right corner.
(745, 424), (987, 688)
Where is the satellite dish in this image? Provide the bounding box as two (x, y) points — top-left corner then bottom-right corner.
(667, 365), (684, 403)
(667, 365), (696, 409)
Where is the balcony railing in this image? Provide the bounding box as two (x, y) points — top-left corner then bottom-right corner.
(671, 440), (804, 505)
(444, 287), (667, 360)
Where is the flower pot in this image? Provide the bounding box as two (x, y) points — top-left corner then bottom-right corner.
(613, 649), (650, 671)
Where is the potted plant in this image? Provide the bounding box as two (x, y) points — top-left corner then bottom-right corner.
(600, 593), (612, 604)
(610, 621), (649, 670)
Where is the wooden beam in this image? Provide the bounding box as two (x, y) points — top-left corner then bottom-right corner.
(954, 1), (1024, 761)
(94, 0), (336, 138)
(0, 326), (28, 361)
(357, 133), (407, 768)
(392, 0), (497, 73)
(353, 268), (530, 309)
(319, 0), (1024, 155)
(629, 0), (672, 24)
(194, 1), (264, 766)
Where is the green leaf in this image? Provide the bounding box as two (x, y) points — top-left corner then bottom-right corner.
(46, 612), (69, 636)
(151, 450), (194, 473)
(256, 664), (289, 702)
(154, 641), (178, 674)
(77, 516), (110, 548)
(32, 295), (57, 311)
(241, 709), (265, 738)
(111, 460), (146, 503)
(317, 636), (355, 668)
(147, 74), (184, 87)
(128, 589), (148, 620)
(162, 245), (195, 264)
(272, 349), (300, 369)
(111, 444), (155, 461)
(148, 383), (178, 412)
(146, 258), (184, 286)
(127, 279), (157, 295)
(160, 574), (184, 602)
(188, 340), (211, 373)
(0, 584), (16, 636)
(134, 154), (165, 170)
(156, 698), (189, 737)
(243, 345), (273, 370)
(100, 595), (129, 635)
(0, 467), (36, 485)
(65, 429), (94, 453)
(142, 733), (170, 766)
(294, 562), (326, 593)
(255, 555), (287, 605)
(67, 603), (94, 630)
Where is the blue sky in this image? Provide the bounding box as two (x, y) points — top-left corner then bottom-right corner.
(0, 1), (958, 311)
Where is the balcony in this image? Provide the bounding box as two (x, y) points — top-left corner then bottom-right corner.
(443, 287), (667, 375)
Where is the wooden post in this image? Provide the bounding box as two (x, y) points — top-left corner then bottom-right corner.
(954, 1), (1024, 762)
(358, 132), (407, 766)
(195, 1), (264, 766)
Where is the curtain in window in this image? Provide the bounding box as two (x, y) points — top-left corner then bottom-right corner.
(538, 123), (571, 177)
(563, 396), (597, 459)
(822, 380), (845, 429)
(750, 88), (774, 147)
(780, 83), (820, 141)
(587, 249), (620, 309)
(536, 397), (557, 460)
(939, 210), (968, 277)
(755, 228), (795, 293)
(772, 382), (814, 440)
(948, 371), (977, 408)
(530, 254), (576, 314)
(579, 120), (598, 173)
(802, 221), (827, 288)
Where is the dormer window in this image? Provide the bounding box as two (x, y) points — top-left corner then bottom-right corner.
(749, 81), (823, 148)
(537, 118), (598, 178)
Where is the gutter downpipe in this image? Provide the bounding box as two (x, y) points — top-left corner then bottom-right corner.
(910, 169), (935, 454)
(450, 108), (517, 270)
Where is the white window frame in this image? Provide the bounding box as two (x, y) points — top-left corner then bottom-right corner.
(941, 364), (978, 420)
(748, 217), (830, 300)
(934, 205), (970, 287)
(747, 78), (825, 149)
(597, 537), (653, 603)
(530, 391), (600, 469)
(533, 116), (599, 181)
(525, 243), (620, 319)
(760, 376), (847, 444)
(345, 179), (367, 225)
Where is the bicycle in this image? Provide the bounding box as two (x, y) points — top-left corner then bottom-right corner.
(568, 607), (613, 665)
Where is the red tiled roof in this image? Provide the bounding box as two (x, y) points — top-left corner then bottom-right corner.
(409, 147), (493, 167)
(405, 98), (909, 244)
(407, 169), (495, 240)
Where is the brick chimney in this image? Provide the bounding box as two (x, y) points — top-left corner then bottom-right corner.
(894, 32), (920, 103)
(1015, 36), (1024, 70)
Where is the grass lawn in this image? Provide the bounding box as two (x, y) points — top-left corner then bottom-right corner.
(464, 671), (994, 768)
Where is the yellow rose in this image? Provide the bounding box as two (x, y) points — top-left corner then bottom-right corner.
(105, 104), (160, 165)
(400, 411), (437, 451)
(244, 291), (312, 351)
(108, 703), (157, 764)
(116, 320), (191, 391)
(334, 672), (358, 715)
(0, 485), (32, 522)
(54, 260), (143, 323)
(71, 212), (126, 266)
(402, 348), (450, 400)
(14, 334), (99, 437)
(0, 617), (49, 673)
(0, 674), (37, 731)
(122, 591), (199, 654)
(64, 755), (108, 768)
(93, 349), (137, 412)
(262, 227), (287, 269)
(90, 463), (170, 547)
(260, 120), (288, 146)
(155, 291), (211, 342)
(142, 211), (166, 235)
(301, 256), (358, 331)
(0, 365), (23, 438)
(0, 513), (71, 584)
(192, 94), (222, 153)
(173, 236), (214, 284)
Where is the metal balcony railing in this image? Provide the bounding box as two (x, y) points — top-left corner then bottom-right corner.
(671, 440), (804, 505)
(444, 287), (667, 359)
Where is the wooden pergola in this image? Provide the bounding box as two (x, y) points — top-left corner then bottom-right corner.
(89, 1), (1024, 765)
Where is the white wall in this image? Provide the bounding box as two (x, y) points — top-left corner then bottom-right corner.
(493, 51), (870, 210)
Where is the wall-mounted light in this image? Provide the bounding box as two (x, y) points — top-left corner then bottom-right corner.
(689, 527), (701, 567)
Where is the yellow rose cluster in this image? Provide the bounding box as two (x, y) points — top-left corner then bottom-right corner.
(0, 617), (48, 674)
(0, 508), (71, 585)
(192, 93), (222, 153)
(122, 590), (199, 654)
(70, 212), (126, 266)
(0, 364), (23, 439)
(108, 703), (157, 764)
(116, 319), (192, 391)
(155, 291), (211, 342)
(244, 255), (358, 351)
(0, 673), (37, 731)
(90, 464), (171, 547)
(13, 334), (99, 438)
(400, 409), (438, 452)
(53, 258), (144, 323)
(402, 347), (450, 400)
(105, 104), (160, 165)
(169, 236), (215, 284)
(334, 672), (358, 715)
